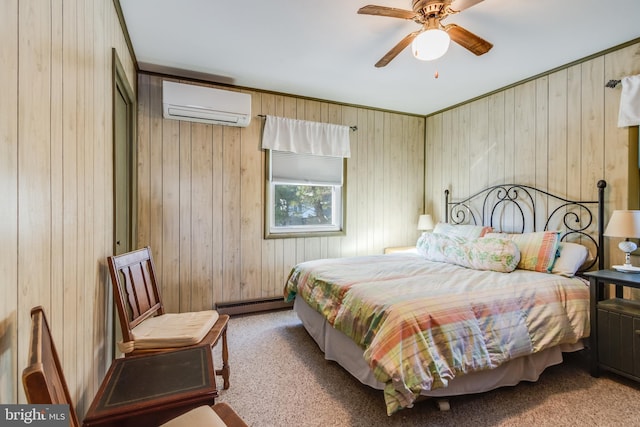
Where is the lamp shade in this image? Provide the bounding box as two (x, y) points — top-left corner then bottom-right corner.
(418, 214), (434, 231)
(411, 29), (451, 61)
(604, 210), (640, 238)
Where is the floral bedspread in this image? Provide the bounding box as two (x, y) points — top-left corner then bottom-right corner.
(284, 253), (589, 415)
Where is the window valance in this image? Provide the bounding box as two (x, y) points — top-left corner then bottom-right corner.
(261, 115), (351, 158)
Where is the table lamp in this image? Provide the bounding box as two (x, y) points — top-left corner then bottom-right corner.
(418, 214), (434, 231)
(604, 210), (640, 272)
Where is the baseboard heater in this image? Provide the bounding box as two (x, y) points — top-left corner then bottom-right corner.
(215, 296), (293, 316)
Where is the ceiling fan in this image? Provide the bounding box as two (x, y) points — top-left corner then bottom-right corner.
(358, 0), (493, 67)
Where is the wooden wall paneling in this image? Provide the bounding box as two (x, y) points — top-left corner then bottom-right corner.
(240, 90), (263, 300)
(148, 76), (164, 288)
(342, 105), (359, 255)
(468, 98), (489, 195)
(399, 115), (410, 242)
(18, 0), (53, 402)
(211, 124), (225, 306)
(487, 92), (505, 188)
(222, 125), (242, 302)
(503, 88), (516, 185)
(547, 70), (570, 235)
(0, 0), (18, 404)
(356, 108), (370, 255)
(2, 0), (135, 408)
(581, 57), (606, 202)
(97, 0), (114, 390)
(191, 122), (216, 311)
(371, 110), (386, 251)
(74, 0), (88, 407)
(534, 77), (549, 228)
(81, 0), (97, 411)
(566, 64), (583, 202)
(137, 74), (151, 247)
(425, 115), (442, 221)
(580, 58), (607, 267)
(514, 81), (536, 186)
(457, 105), (470, 199)
(259, 93), (278, 297)
(50, 0), (64, 374)
(60, 0), (79, 398)
(179, 121), (193, 312)
(382, 113), (401, 246)
(162, 106), (181, 312)
(409, 116), (425, 241)
(548, 70), (568, 198)
(441, 110), (454, 206)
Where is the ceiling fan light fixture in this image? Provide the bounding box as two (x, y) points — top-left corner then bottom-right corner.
(411, 28), (451, 61)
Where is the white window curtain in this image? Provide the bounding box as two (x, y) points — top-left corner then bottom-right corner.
(618, 74), (640, 127)
(262, 115), (351, 158)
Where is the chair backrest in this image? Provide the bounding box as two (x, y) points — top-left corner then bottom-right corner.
(107, 246), (165, 343)
(22, 306), (80, 427)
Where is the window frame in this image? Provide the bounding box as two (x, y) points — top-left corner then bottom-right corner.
(264, 149), (347, 239)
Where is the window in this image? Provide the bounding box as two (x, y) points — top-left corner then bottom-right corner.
(266, 150), (345, 238)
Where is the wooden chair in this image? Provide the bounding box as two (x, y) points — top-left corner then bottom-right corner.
(22, 306), (81, 427)
(23, 306), (247, 427)
(107, 247), (230, 389)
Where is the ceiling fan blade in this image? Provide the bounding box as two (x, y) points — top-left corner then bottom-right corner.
(375, 31), (420, 68)
(448, 0), (484, 12)
(357, 5), (416, 20)
(445, 23), (492, 56)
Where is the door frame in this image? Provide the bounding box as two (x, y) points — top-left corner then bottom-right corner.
(111, 49), (136, 360)
(112, 48), (137, 255)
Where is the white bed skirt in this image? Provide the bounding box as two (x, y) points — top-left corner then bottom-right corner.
(294, 294), (583, 397)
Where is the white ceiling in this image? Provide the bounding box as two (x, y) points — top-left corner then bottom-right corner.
(119, 0), (640, 116)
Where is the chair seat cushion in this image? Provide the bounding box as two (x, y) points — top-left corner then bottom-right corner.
(160, 405), (226, 427)
(118, 310), (219, 353)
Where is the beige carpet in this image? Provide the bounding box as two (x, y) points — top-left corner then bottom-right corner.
(213, 309), (640, 426)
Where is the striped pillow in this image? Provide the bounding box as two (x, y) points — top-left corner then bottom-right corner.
(485, 231), (560, 272)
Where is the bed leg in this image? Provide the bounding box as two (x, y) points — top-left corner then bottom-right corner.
(435, 398), (450, 411)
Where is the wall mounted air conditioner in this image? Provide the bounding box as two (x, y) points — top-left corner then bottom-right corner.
(162, 81), (251, 127)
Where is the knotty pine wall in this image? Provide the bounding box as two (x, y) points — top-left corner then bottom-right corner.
(425, 41), (640, 271)
(136, 73), (425, 312)
(0, 0), (135, 416)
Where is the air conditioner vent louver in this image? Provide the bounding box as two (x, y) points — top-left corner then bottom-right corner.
(162, 81), (251, 127)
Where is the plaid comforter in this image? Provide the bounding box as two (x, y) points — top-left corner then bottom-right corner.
(284, 253), (589, 415)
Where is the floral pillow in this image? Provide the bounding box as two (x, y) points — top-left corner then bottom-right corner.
(416, 232), (520, 272)
(433, 222), (493, 239)
(485, 231), (560, 273)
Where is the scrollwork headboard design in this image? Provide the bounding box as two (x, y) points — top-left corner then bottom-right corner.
(444, 180), (607, 272)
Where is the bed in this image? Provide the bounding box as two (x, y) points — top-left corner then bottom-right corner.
(284, 181), (607, 415)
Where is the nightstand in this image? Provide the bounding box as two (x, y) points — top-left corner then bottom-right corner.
(383, 246), (416, 254)
(584, 269), (640, 383)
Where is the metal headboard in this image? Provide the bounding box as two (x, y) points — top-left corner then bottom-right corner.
(444, 180), (607, 272)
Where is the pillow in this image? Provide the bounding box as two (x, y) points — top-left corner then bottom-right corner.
(432, 222), (493, 239)
(416, 232), (520, 272)
(485, 231), (560, 273)
(551, 242), (589, 277)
